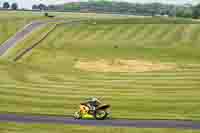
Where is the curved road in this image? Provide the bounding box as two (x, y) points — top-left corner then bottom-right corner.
(0, 113), (200, 129)
(0, 21), (46, 56)
(0, 20), (78, 56)
(0, 19), (200, 129)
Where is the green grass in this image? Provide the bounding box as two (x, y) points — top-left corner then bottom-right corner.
(85, 17), (200, 24)
(0, 123), (199, 133)
(1, 18), (200, 121)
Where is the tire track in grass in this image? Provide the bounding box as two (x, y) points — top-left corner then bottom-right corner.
(118, 24), (136, 40)
(91, 25), (116, 41)
(84, 25), (102, 41)
(131, 24), (151, 41)
(73, 24), (90, 40)
(51, 27), (68, 49)
(109, 24), (131, 40)
(95, 25), (117, 40)
(161, 24), (181, 43)
(100, 25), (117, 40)
(146, 24), (169, 40)
(71, 24), (87, 41)
(160, 25), (182, 47)
(121, 25), (138, 40)
(134, 24), (155, 41)
(43, 25), (68, 49)
(126, 24), (145, 41)
(100, 25), (122, 40)
(58, 24), (78, 41)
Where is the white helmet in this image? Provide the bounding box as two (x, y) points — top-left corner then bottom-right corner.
(87, 97), (97, 102)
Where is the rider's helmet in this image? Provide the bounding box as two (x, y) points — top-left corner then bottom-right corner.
(87, 97), (98, 102)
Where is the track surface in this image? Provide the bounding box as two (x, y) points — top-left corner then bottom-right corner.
(0, 20), (74, 56)
(0, 113), (200, 129)
(0, 21), (46, 56)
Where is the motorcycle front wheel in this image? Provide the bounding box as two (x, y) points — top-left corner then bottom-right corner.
(74, 112), (81, 120)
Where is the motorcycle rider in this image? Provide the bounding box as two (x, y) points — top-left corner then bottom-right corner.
(81, 97), (102, 111)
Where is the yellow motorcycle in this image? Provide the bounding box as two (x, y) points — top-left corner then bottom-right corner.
(74, 103), (111, 120)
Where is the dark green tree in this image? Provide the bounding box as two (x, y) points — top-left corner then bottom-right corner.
(3, 2), (10, 9)
(11, 3), (18, 10)
(32, 5), (39, 10)
(192, 4), (200, 19)
(38, 4), (47, 10)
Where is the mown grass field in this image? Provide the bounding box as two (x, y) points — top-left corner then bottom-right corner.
(1, 17), (200, 121)
(0, 122), (199, 133)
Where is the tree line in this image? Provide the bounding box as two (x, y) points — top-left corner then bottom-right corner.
(32, 1), (200, 19)
(0, 2), (18, 10)
(1, 1), (200, 19)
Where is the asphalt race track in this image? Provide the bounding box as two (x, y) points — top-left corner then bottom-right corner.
(0, 21), (45, 56)
(0, 113), (200, 129)
(0, 19), (79, 56)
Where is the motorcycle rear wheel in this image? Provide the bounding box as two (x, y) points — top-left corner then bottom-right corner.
(94, 110), (108, 120)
